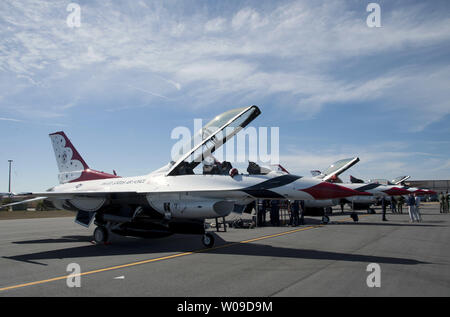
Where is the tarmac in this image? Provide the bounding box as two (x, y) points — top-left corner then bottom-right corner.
(0, 203), (449, 296)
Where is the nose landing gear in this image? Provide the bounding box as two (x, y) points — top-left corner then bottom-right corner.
(202, 232), (215, 248)
(321, 215), (330, 224)
(93, 226), (109, 244)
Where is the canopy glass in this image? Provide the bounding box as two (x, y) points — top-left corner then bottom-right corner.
(318, 157), (359, 181)
(168, 105), (261, 176)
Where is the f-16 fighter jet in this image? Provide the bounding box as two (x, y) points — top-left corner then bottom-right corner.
(342, 175), (429, 212)
(351, 175), (436, 196)
(1, 106), (369, 247)
(306, 160), (412, 218)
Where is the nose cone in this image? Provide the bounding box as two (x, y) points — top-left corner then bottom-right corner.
(383, 187), (411, 196)
(300, 182), (372, 199)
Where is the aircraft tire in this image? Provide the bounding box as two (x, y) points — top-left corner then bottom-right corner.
(94, 226), (109, 244)
(351, 212), (359, 222)
(202, 233), (215, 248)
(321, 215), (330, 224)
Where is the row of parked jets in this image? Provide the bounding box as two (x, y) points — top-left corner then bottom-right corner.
(0, 106), (435, 247)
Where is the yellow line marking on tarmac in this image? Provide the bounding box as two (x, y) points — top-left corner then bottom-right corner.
(0, 214), (370, 293)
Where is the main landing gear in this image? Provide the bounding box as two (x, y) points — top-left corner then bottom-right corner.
(202, 232), (215, 248)
(92, 222), (215, 247)
(93, 226), (109, 244)
(321, 215), (330, 224)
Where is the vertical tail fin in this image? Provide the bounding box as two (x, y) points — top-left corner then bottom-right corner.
(49, 131), (119, 183)
(49, 131), (89, 183)
(350, 175), (365, 183)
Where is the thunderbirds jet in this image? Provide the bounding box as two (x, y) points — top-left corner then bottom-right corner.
(350, 175), (410, 186)
(369, 176), (411, 186)
(311, 162), (412, 198)
(343, 174), (438, 211)
(349, 175), (410, 211)
(1, 106), (370, 247)
(351, 175), (436, 196)
(306, 159), (414, 216)
(306, 157), (360, 214)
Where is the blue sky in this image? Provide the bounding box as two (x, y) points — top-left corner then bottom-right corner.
(0, 0), (449, 192)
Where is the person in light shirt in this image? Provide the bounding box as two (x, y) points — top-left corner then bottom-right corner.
(407, 194), (416, 223)
(414, 194), (422, 222)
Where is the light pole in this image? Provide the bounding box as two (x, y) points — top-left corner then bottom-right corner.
(8, 160), (13, 193)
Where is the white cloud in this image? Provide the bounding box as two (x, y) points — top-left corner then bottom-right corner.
(205, 17), (227, 33)
(279, 141), (447, 181)
(0, 0), (449, 129)
(0, 117), (23, 122)
(231, 7), (267, 30)
(176, 60), (256, 82)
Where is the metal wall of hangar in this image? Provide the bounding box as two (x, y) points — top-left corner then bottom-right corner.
(405, 180), (450, 193)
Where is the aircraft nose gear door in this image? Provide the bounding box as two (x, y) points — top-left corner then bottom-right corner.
(75, 210), (96, 227)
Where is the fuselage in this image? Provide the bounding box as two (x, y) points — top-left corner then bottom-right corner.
(46, 170), (368, 220)
(303, 182), (410, 210)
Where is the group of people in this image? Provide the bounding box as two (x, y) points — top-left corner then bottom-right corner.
(388, 196), (406, 214)
(391, 196), (406, 214)
(440, 192), (449, 213)
(382, 194), (422, 222)
(256, 191), (448, 227)
(256, 199), (305, 227)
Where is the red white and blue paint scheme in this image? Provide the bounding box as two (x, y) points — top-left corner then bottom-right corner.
(1, 106), (370, 247)
(282, 158), (417, 218)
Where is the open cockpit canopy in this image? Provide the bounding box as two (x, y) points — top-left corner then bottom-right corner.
(315, 157), (360, 181)
(391, 175), (410, 185)
(167, 105), (261, 176)
(369, 179), (392, 185)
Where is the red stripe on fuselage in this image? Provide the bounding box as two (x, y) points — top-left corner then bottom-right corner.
(300, 182), (372, 199)
(382, 187), (411, 196)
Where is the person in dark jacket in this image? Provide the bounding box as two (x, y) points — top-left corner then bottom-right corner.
(398, 196), (405, 214)
(256, 200), (265, 227)
(381, 197), (387, 221)
(300, 200), (305, 225)
(290, 200), (300, 226)
(340, 200), (345, 214)
(445, 191), (449, 213)
(270, 200), (280, 226)
(390, 197), (397, 213)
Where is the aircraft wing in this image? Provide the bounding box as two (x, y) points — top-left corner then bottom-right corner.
(316, 157), (360, 182)
(0, 190), (140, 209)
(6, 190), (138, 199)
(0, 197), (47, 209)
(167, 105), (261, 176)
